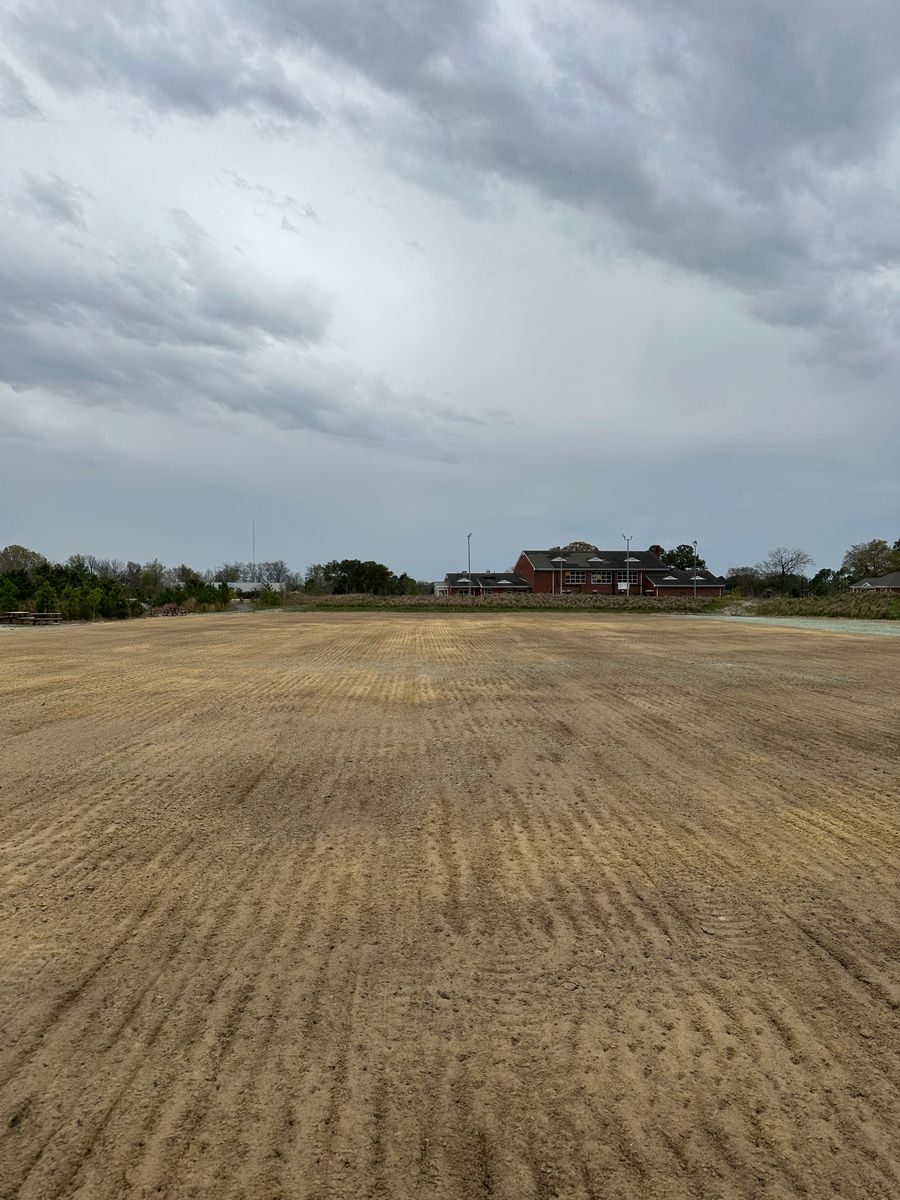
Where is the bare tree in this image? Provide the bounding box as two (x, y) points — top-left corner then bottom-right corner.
(755, 547), (813, 590)
(304, 563), (330, 594)
(92, 558), (126, 581)
(214, 562), (243, 583)
(259, 559), (290, 583)
(0, 544), (47, 573)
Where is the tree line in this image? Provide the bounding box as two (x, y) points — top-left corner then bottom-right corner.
(0, 545), (429, 617)
(550, 537), (899, 595)
(3, 536), (896, 618)
(726, 539), (900, 597)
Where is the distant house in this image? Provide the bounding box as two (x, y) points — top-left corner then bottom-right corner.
(849, 571), (900, 594)
(514, 548), (726, 597)
(227, 580), (286, 595)
(445, 572), (531, 595)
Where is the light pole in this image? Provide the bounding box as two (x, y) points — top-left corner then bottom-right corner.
(551, 555), (566, 595)
(693, 540), (698, 599)
(467, 533), (472, 599)
(622, 534), (632, 597)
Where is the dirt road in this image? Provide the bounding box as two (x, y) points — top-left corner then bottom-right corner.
(2, 612), (899, 1199)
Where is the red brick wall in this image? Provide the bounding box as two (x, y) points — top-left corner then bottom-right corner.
(514, 553), (537, 588)
(511, 553), (724, 597)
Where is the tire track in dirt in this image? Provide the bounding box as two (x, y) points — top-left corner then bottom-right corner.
(2, 612), (900, 1199)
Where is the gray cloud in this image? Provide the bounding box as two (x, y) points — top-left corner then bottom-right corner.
(0, 57), (41, 118)
(0, 210), (329, 351)
(218, 169), (321, 226)
(8, 1), (900, 374)
(0, 0), (897, 575)
(6, 0), (318, 123)
(19, 171), (88, 227)
(0, 204), (473, 453)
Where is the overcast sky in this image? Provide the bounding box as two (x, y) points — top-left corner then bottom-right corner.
(1, 1), (898, 579)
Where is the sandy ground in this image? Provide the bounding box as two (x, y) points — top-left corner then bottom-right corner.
(1, 611), (899, 1200)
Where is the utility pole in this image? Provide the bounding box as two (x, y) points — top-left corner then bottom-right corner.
(252, 516), (256, 581)
(693, 539), (698, 600)
(467, 532), (472, 599)
(622, 534), (632, 596)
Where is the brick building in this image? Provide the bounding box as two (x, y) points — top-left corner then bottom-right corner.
(445, 571), (531, 595)
(849, 571), (900, 594)
(513, 547), (726, 597)
(440, 547), (726, 597)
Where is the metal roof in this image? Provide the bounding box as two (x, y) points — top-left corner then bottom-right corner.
(522, 548), (670, 570)
(850, 571), (900, 589)
(445, 572), (530, 588)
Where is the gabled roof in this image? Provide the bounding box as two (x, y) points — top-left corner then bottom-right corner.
(850, 571), (900, 589)
(518, 548), (724, 584)
(650, 567), (725, 587)
(520, 548), (669, 570)
(445, 571), (530, 589)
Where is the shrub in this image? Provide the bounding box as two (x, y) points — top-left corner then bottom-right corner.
(752, 595), (899, 621)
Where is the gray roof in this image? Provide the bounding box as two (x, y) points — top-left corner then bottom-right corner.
(850, 571), (900, 589)
(520, 548), (667, 570)
(446, 572), (530, 588)
(651, 567), (725, 587)
(518, 549), (724, 585)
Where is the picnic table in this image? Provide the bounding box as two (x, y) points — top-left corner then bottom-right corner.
(2, 611), (62, 625)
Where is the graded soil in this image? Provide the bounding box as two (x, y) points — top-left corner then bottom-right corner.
(1, 612), (898, 1199)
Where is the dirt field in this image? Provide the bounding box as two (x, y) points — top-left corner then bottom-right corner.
(2, 612), (899, 1200)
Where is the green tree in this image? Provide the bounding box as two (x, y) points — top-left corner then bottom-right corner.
(841, 539), (895, 581)
(65, 554), (92, 580)
(256, 584), (282, 607)
(322, 559), (399, 595)
(60, 584), (84, 620)
(726, 566), (762, 594)
(86, 587), (103, 619)
(175, 563), (202, 585)
(32, 583), (58, 613)
(395, 572), (424, 595)
(0, 577), (18, 611)
(138, 560), (166, 599)
(664, 544), (708, 570)
(808, 568), (848, 596)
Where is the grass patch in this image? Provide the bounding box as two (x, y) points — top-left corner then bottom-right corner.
(746, 595), (900, 621)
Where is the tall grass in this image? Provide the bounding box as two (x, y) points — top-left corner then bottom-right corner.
(280, 592), (718, 613)
(752, 594), (900, 620)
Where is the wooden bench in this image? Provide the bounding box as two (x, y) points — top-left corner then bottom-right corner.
(2, 611), (62, 625)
